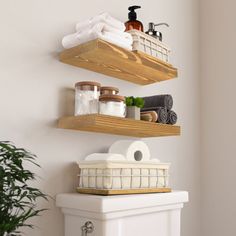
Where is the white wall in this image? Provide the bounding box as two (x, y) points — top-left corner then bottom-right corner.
(0, 0), (200, 235)
(200, 0), (236, 235)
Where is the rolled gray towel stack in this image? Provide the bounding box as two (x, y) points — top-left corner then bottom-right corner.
(141, 94), (177, 125)
(142, 95), (173, 111)
(141, 107), (168, 124)
(167, 110), (177, 125)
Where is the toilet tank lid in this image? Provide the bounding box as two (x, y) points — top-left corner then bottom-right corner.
(56, 191), (188, 214)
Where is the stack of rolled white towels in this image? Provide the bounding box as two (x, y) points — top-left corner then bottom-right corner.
(62, 12), (133, 50)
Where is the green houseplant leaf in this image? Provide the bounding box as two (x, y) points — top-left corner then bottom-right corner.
(134, 97), (145, 108)
(125, 96), (135, 106)
(125, 96), (145, 108)
(0, 142), (48, 236)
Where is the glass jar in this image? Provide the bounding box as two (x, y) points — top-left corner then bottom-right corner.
(100, 86), (119, 95)
(99, 95), (126, 118)
(75, 81), (101, 115)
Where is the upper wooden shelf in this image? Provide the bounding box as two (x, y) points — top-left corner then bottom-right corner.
(58, 114), (180, 138)
(60, 39), (178, 85)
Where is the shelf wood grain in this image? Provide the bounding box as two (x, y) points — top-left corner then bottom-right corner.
(60, 39), (178, 85)
(58, 114), (180, 138)
(77, 187), (172, 196)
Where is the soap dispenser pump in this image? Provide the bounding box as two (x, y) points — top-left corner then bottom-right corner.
(145, 22), (169, 41)
(125, 5), (144, 32)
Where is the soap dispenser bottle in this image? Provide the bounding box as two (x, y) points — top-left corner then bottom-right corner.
(125, 6), (143, 32)
(145, 22), (169, 41)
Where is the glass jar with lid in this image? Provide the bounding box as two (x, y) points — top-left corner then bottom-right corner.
(99, 95), (126, 118)
(100, 86), (119, 95)
(75, 81), (101, 115)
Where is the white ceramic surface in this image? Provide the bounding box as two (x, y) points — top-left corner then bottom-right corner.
(56, 191), (188, 236)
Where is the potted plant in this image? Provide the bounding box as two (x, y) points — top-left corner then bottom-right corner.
(0, 142), (48, 236)
(125, 96), (145, 120)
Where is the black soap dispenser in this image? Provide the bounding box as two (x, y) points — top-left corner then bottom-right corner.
(125, 6), (144, 32)
(145, 22), (169, 41)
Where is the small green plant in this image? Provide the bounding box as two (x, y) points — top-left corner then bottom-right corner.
(0, 142), (48, 236)
(125, 96), (145, 108)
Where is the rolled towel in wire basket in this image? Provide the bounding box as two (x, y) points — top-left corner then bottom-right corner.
(141, 107), (168, 124)
(167, 110), (178, 125)
(142, 95), (173, 111)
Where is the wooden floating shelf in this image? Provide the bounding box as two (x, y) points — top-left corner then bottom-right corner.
(77, 187), (172, 196)
(58, 114), (180, 138)
(60, 39), (178, 85)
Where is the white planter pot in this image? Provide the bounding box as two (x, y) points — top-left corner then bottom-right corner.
(126, 106), (140, 120)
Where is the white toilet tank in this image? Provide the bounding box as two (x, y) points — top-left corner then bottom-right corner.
(56, 191), (188, 236)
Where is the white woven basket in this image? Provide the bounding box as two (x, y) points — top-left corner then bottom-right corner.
(78, 160), (170, 190)
(127, 29), (171, 63)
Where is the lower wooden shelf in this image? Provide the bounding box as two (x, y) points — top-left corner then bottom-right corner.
(58, 114), (180, 138)
(77, 187), (172, 196)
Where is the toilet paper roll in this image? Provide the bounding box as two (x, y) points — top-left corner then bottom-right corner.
(109, 140), (150, 162)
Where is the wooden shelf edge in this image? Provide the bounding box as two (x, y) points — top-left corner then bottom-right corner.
(58, 114), (180, 138)
(59, 39), (178, 85)
(77, 187), (172, 196)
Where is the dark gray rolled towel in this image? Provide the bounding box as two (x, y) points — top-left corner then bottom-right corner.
(141, 107), (168, 124)
(167, 110), (178, 125)
(142, 95), (173, 110)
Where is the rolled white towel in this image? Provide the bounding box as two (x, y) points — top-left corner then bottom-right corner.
(62, 23), (133, 50)
(76, 12), (125, 32)
(94, 23), (132, 42)
(62, 32), (132, 50)
(62, 33), (80, 49)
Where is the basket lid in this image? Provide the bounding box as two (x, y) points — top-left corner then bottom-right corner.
(77, 160), (170, 169)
